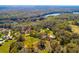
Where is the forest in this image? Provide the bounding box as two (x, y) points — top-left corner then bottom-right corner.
(0, 13), (79, 53)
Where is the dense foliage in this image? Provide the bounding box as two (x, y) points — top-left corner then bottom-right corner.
(0, 14), (79, 53)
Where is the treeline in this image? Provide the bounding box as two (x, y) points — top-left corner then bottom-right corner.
(7, 15), (79, 53)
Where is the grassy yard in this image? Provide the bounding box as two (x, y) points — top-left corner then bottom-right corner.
(24, 36), (40, 48)
(0, 40), (16, 53)
(70, 25), (79, 34)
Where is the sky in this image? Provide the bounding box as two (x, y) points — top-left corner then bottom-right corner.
(0, 0), (79, 5)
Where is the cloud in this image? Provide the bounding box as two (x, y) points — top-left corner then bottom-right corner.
(0, 0), (79, 5)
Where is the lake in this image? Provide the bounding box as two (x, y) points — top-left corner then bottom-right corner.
(44, 12), (79, 17)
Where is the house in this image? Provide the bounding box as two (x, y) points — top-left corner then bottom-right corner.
(2, 30), (12, 40)
(2, 35), (12, 40)
(49, 35), (56, 39)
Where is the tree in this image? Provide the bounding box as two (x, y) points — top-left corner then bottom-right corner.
(63, 42), (79, 53)
(9, 42), (24, 53)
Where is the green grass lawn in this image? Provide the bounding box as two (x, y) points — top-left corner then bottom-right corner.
(0, 40), (16, 53)
(24, 36), (40, 48)
(70, 25), (79, 34)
